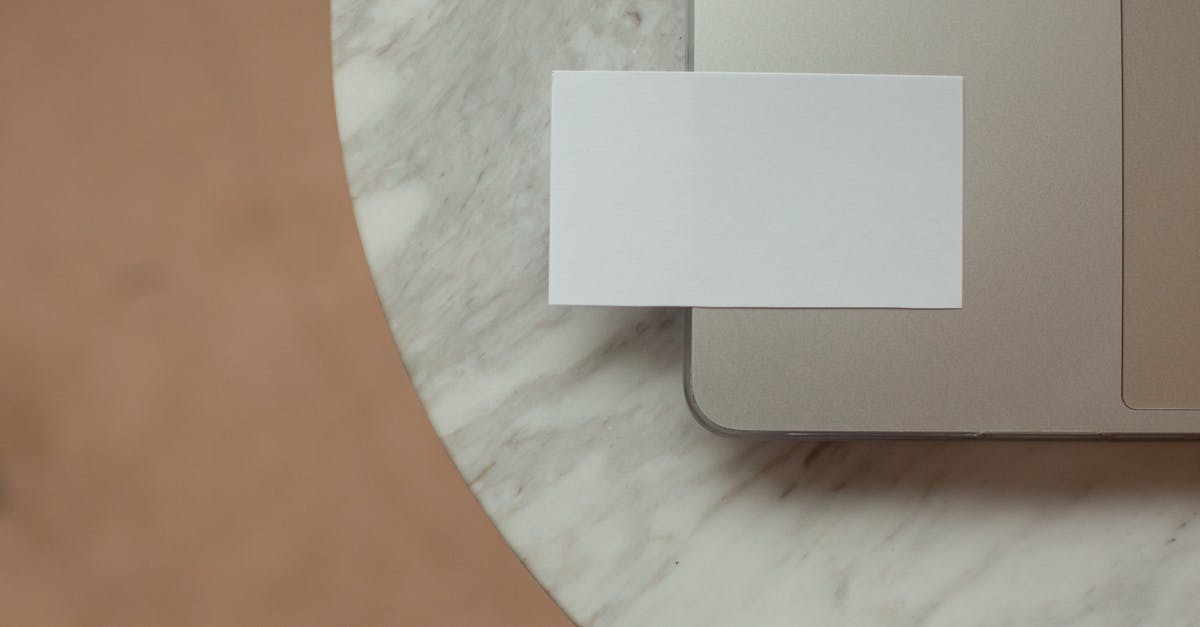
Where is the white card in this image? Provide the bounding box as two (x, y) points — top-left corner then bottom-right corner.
(549, 71), (963, 308)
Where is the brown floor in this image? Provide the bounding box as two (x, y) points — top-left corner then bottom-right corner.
(0, 1), (569, 625)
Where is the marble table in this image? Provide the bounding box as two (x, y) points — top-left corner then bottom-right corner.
(332, 2), (1200, 624)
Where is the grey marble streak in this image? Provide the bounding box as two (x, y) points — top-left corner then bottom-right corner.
(333, 2), (1200, 625)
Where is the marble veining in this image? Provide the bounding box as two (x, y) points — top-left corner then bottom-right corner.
(332, 2), (1200, 625)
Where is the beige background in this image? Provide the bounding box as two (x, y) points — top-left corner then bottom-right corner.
(0, 0), (568, 624)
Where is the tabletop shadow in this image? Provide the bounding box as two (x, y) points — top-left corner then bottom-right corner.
(698, 437), (1200, 501)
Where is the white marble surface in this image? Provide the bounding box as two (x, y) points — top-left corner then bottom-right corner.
(332, 2), (1200, 625)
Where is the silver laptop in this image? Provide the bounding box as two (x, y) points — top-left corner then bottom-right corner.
(686, 0), (1200, 437)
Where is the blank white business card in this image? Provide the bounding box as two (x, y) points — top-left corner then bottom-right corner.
(549, 71), (962, 308)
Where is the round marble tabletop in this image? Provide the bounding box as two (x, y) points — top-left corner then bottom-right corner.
(333, 2), (1200, 625)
